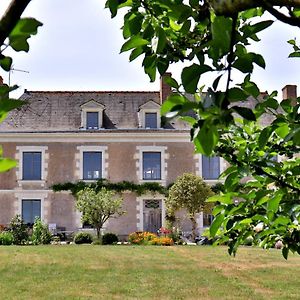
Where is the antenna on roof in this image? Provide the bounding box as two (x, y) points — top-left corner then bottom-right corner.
(9, 65), (29, 86)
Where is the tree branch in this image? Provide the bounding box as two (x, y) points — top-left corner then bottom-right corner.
(262, 1), (300, 27)
(209, 0), (300, 16)
(0, 0), (32, 47)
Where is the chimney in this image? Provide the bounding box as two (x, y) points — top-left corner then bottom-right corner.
(282, 85), (297, 105)
(160, 72), (172, 104)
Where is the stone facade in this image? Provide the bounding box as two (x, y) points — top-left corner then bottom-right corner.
(2, 78), (292, 237)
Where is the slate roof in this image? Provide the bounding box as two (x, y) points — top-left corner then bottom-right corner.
(0, 90), (190, 132)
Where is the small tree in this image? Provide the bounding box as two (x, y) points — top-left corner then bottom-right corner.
(76, 187), (124, 239)
(166, 173), (214, 241)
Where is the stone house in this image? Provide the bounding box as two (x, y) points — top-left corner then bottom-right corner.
(0, 77), (295, 237)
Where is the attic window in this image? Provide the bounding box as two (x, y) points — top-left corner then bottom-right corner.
(138, 100), (161, 129)
(86, 112), (99, 129)
(145, 112), (157, 128)
(80, 100), (105, 130)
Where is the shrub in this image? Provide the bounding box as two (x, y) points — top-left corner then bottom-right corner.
(32, 218), (52, 245)
(102, 233), (118, 245)
(9, 215), (28, 245)
(128, 231), (157, 245)
(150, 236), (174, 246)
(0, 231), (13, 245)
(74, 232), (93, 244)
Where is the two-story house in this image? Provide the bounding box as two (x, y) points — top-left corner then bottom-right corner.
(0, 76), (295, 237)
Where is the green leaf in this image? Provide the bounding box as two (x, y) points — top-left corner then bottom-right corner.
(128, 13), (143, 35)
(273, 216), (290, 226)
(251, 53), (265, 69)
(241, 75), (260, 97)
(212, 74), (222, 91)
(161, 94), (186, 116)
(121, 36), (149, 52)
(282, 247), (289, 260)
(195, 123), (219, 156)
(163, 76), (179, 89)
(142, 55), (156, 81)
(233, 55), (253, 73)
(275, 124), (289, 139)
(258, 127), (272, 149)
(207, 194), (232, 205)
(181, 64), (212, 93)
(180, 20), (191, 35)
(156, 27), (167, 53)
(105, 0), (129, 17)
(9, 18), (43, 52)
(0, 56), (12, 72)
(210, 213), (224, 237)
(0, 99), (25, 122)
(288, 52), (300, 58)
(157, 58), (169, 76)
(209, 16), (232, 60)
(242, 20), (273, 39)
(129, 47), (144, 61)
(267, 193), (282, 213)
(232, 106), (256, 121)
(0, 158), (16, 172)
(228, 88), (248, 102)
(224, 171), (239, 190)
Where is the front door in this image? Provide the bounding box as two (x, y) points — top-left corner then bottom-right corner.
(143, 199), (162, 233)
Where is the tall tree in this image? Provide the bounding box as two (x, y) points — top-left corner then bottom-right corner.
(106, 0), (300, 257)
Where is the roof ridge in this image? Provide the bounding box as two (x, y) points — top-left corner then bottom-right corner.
(24, 90), (159, 94)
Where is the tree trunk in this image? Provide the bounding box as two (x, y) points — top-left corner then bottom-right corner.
(96, 227), (101, 240)
(190, 216), (197, 242)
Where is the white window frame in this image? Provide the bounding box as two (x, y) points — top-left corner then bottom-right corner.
(77, 146), (108, 181)
(80, 101), (105, 129)
(136, 146), (167, 185)
(15, 191), (47, 223)
(16, 146), (48, 184)
(142, 110), (161, 129)
(138, 100), (161, 129)
(136, 195), (166, 231)
(197, 155), (225, 183)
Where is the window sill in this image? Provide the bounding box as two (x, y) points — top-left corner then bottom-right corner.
(203, 179), (224, 184)
(81, 179), (103, 182)
(140, 179), (166, 186)
(18, 180), (46, 187)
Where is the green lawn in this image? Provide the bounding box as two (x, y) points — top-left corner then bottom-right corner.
(0, 245), (299, 299)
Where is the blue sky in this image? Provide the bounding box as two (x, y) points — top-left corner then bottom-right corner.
(0, 0), (299, 97)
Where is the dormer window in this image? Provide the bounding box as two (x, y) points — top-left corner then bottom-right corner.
(145, 112), (158, 128)
(80, 100), (105, 130)
(86, 112), (99, 129)
(138, 100), (161, 129)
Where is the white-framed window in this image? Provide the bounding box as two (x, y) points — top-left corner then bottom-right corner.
(136, 146), (167, 184)
(196, 154), (225, 182)
(138, 100), (161, 129)
(136, 195), (166, 232)
(77, 146), (108, 181)
(80, 100), (105, 130)
(15, 191), (48, 225)
(22, 199), (41, 226)
(16, 146), (48, 183)
(143, 152), (161, 180)
(202, 155), (220, 180)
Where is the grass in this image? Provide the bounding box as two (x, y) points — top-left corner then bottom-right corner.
(0, 245), (300, 299)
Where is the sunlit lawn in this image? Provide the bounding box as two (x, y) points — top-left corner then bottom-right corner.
(0, 245), (299, 299)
